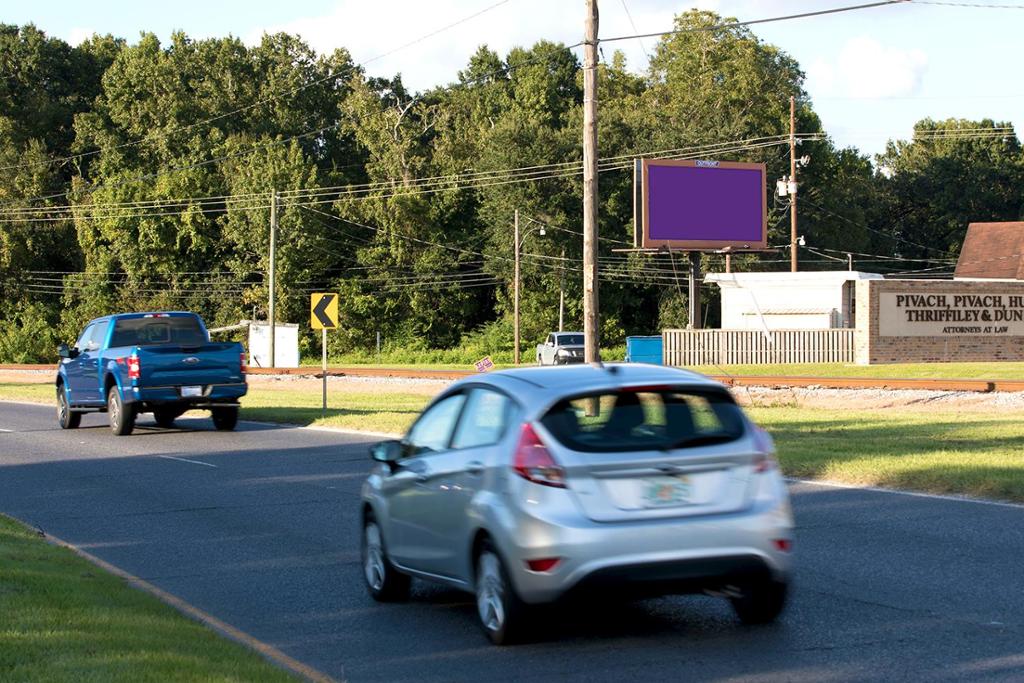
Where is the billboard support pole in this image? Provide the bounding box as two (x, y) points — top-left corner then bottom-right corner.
(688, 252), (702, 329)
(582, 0), (600, 363)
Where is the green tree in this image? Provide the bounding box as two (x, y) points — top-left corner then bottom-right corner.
(876, 118), (1024, 263)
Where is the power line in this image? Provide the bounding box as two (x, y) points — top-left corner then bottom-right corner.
(599, 1), (908, 44)
(909, 0), (1024, 8)
(2, 135), (806, 223)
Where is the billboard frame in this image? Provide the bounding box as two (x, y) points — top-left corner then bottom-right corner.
(638, 158), (768, 251)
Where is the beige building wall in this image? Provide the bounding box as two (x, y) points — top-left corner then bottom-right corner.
(855, 279), (1024, 364)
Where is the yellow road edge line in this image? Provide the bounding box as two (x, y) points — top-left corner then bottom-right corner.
(1, 512), (340, 683)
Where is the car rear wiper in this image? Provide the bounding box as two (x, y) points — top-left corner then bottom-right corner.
(661, 433), (737, 451)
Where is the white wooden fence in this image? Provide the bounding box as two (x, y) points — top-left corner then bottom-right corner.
(663, 328), (856, 366)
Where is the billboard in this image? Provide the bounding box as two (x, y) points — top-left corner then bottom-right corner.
(636, 158), (767, 250)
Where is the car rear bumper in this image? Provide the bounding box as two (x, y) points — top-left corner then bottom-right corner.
(125, 382), (248, 406)
(495, 497), (793, 604)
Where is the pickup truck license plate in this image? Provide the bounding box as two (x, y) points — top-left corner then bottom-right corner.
(642, 475), (692, 508)
(181, 385), (203, 398)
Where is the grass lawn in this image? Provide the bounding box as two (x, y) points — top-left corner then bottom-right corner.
(748, 407), (1024, 503)
(0, 515), (296, 683)
(4, 379), (1024, 502)
(241, 386), (427, 435)
(693, 361), (1024, 380)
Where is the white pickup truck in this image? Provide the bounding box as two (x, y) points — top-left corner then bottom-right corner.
(536, 332), (586, 365)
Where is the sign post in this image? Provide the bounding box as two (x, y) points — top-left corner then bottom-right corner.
(310, 293), (340, 416)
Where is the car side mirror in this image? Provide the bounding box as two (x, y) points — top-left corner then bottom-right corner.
(370, 439), (405, 464)
(58, 343), (78, 359)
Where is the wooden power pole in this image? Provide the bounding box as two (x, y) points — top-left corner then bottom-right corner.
(268, 190), (278, 368)
(513, 209), (521, 366)
(789, 95), (798, 273)
(583, 0), (600, 363)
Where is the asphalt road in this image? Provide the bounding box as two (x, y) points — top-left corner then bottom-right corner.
(1, 400), (1022, 682)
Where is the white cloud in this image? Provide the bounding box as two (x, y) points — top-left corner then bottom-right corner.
(67, 27), (96, 47)
(807, 36), (928, 99)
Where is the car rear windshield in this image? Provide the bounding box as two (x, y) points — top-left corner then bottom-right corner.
(558, 335), (584, 345)
(110, 316), (207, 347)
(539, 387), (746, 453)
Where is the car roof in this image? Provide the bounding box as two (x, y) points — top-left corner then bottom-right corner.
(453, 363), (723, 414)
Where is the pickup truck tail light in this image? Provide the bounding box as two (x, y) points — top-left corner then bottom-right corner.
(240, 352), (248, 375)
(127, 354), (141, 380)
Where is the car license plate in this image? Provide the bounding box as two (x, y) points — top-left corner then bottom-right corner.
(642, 475), (692, 508)
(181, 385), (203, 398)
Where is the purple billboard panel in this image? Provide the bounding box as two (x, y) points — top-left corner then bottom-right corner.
(640, 159), (767, 250)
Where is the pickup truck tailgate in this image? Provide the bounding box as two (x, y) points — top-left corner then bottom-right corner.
(133, 344), (244, 387)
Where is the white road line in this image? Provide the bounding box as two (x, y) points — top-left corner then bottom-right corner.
(0, 428), (12, 432)
(788, 477), (1024, 511)
(157, 455), (217, 468)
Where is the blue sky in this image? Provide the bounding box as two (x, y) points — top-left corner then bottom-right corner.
(6, 0), (1022, 158)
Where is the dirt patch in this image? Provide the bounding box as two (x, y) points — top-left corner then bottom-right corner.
(0, 370), (51, 384)
(732, 385), (1024, 413)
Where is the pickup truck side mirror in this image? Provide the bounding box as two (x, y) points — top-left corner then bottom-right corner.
(57, 343), (78, 360)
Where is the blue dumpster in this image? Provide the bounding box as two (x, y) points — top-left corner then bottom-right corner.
(625, 335), (663, 364)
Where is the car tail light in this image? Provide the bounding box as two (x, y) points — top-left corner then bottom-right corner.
(127, 354), (141, 381)
(752, 427), (777, 473)
(240, 352), (248, 375)
(525, 557), (562, 572)
(512, 423), (566, 489)
(773, 538), (792, 552)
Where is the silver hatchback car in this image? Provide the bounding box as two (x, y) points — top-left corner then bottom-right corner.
(361, 364), (793, 644)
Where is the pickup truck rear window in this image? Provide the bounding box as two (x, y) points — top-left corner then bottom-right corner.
(557, 335), (584, 345)
(539, 387), (746, 453)
(110, 317), (207, 347)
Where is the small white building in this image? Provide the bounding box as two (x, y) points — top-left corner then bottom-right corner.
(705, 271), (883, 330)
(248, 322), (300, 368)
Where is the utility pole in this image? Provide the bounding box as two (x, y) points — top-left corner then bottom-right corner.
(688, 252), (702, 329)
(789, 95), (798, 273)
(558, 247), (566, 331)
(268, 189), (278, 368)
(582, 0), (600, 363)
(513, 209), (521, 366)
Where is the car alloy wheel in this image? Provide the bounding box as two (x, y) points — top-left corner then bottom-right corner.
(364, 522), (386, 592)
(109, 392), (120, 425)
(57, 387), (80, 429)
(476, 551), (506, 634)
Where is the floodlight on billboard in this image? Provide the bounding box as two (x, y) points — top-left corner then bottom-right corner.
(635, 158), (767, 251)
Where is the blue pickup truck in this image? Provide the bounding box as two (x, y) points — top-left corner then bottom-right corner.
(56, 312), (247, 435)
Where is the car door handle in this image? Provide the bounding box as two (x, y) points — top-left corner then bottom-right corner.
(466, 461), (484, 476)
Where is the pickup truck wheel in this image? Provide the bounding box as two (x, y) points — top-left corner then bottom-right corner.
(107, 386), (136, 436)
(57, 386), (81, 429)
(152, 407), (183, 429)
(211, 407), (238, 431)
